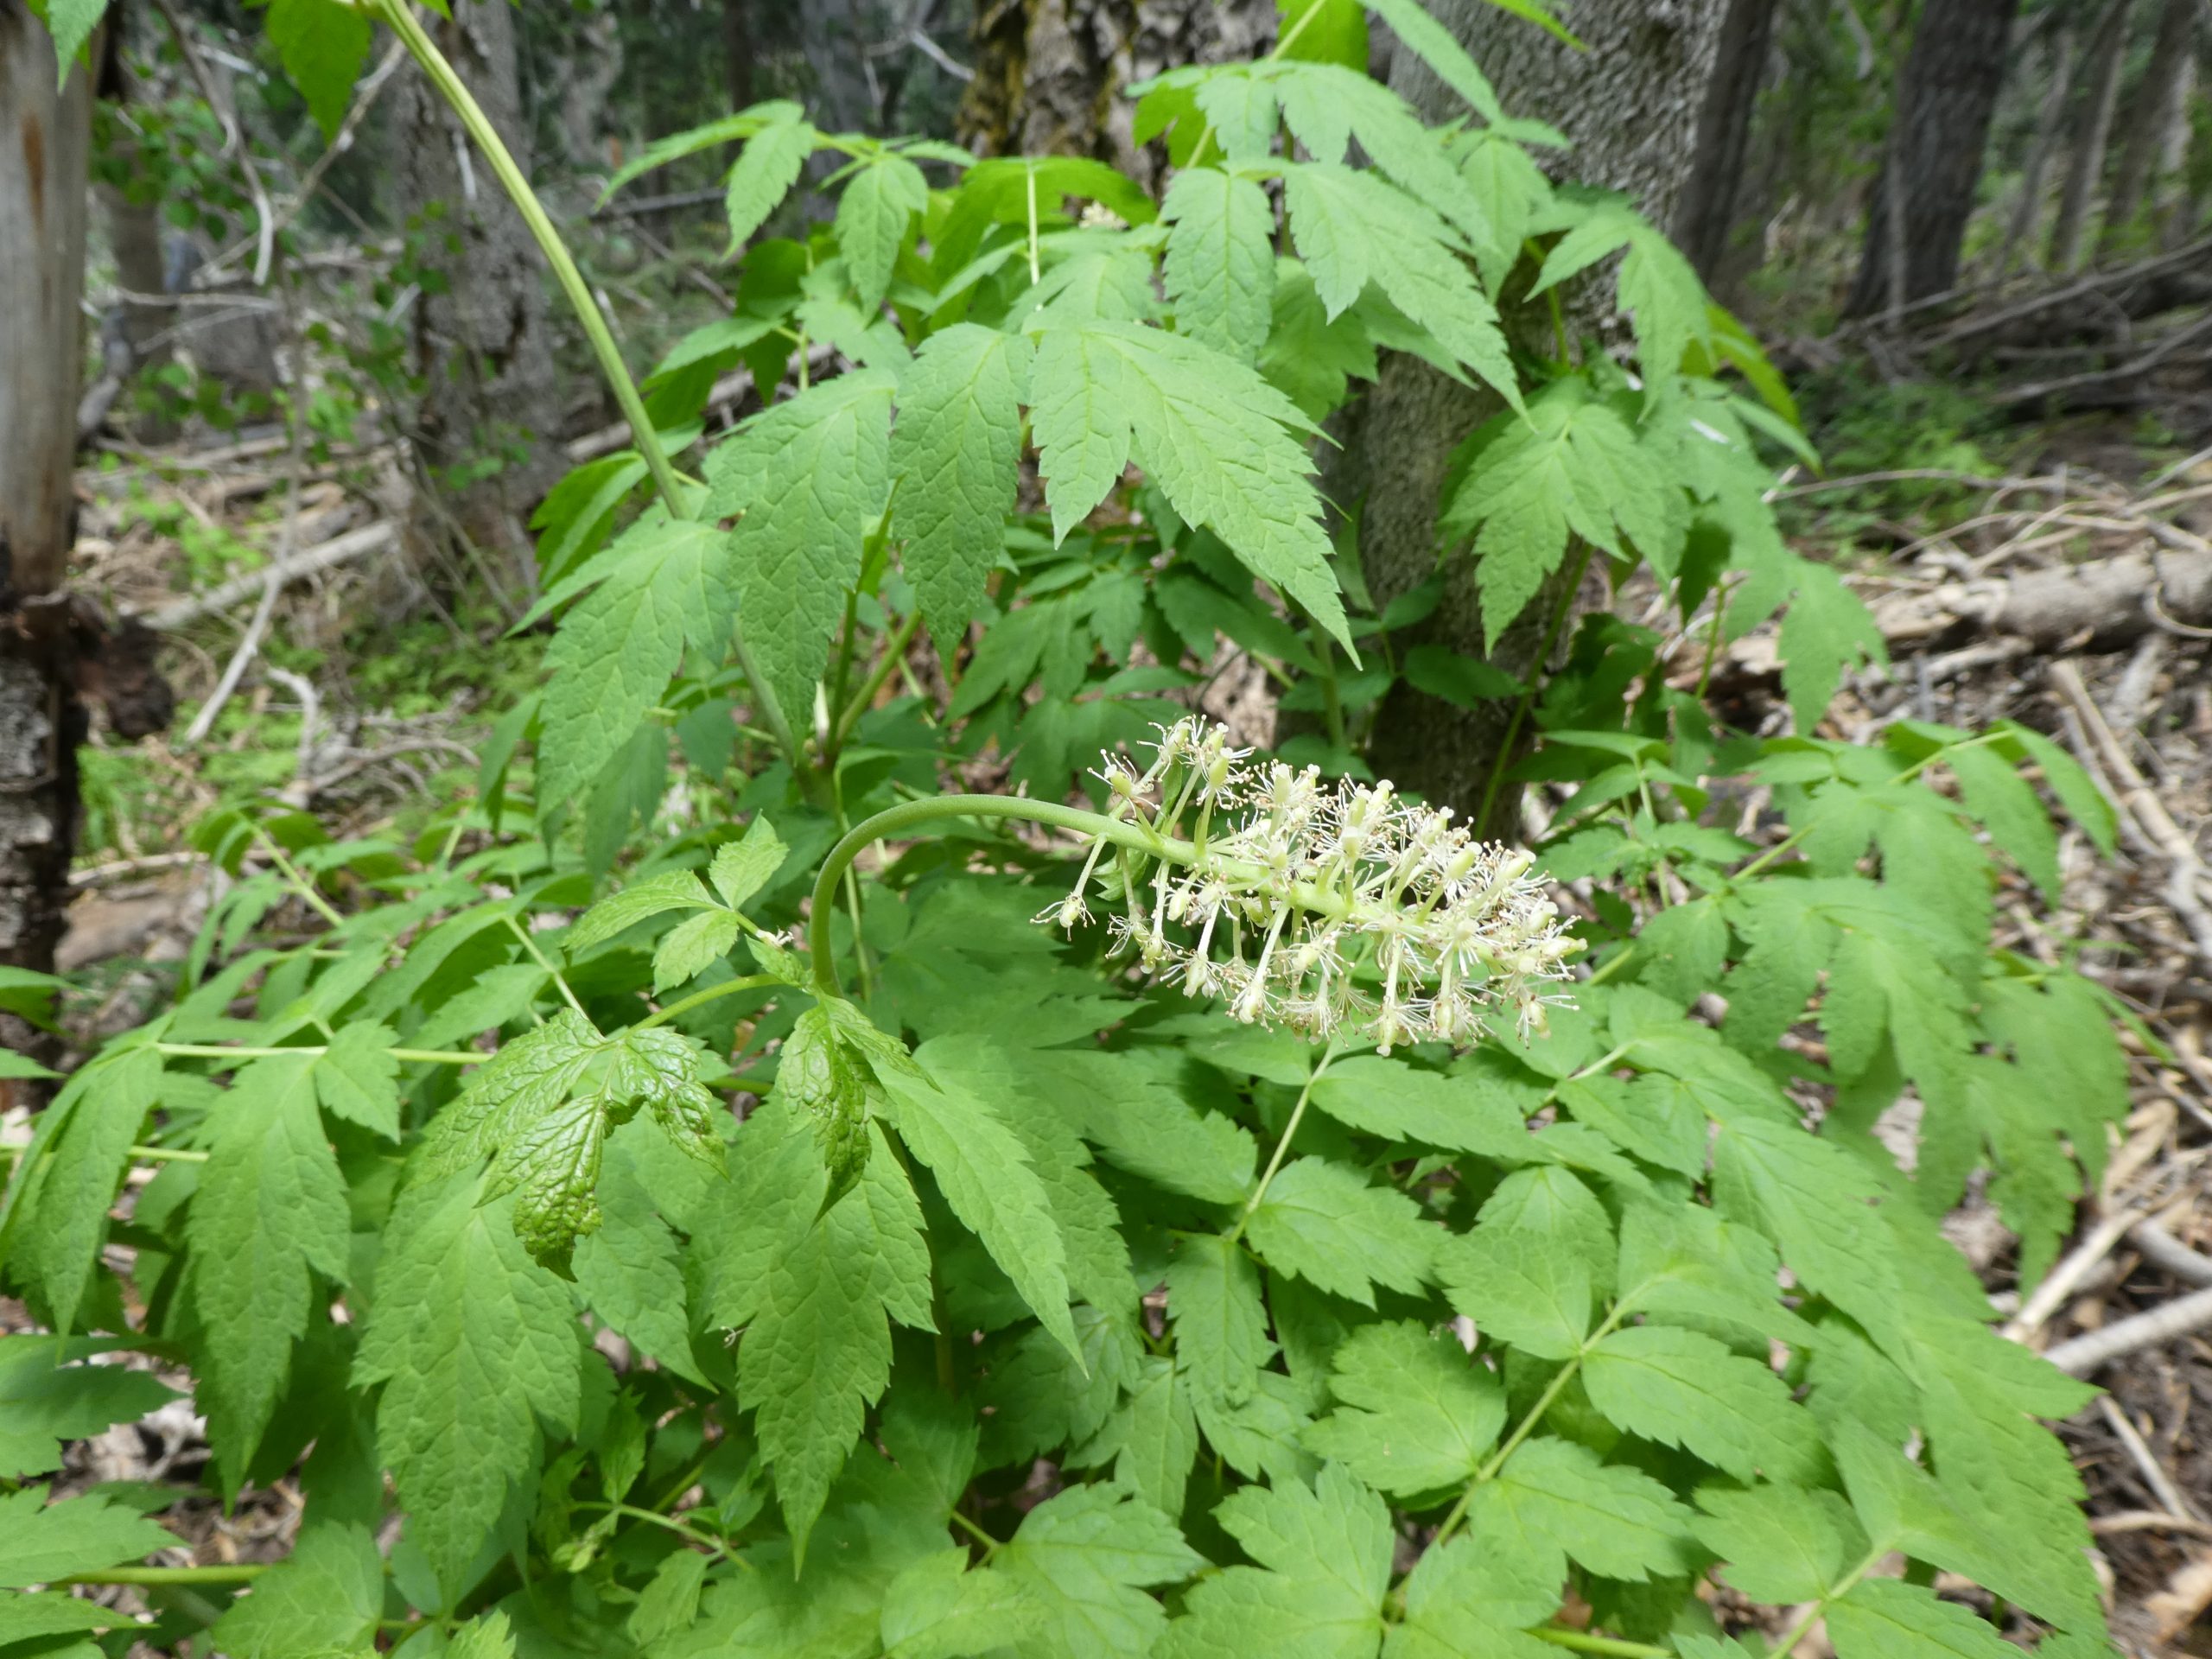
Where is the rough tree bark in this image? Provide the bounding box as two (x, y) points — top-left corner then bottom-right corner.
(1, 1), (91, 1052)
(961, 0), (1275, 188)
(2097, 0), (2197, 257)
(1670, 0), (1781, 285)
(1842, 0), (2023, 316)
(2048, 0), (2133, 271)
(393, 0), (563, 564)
(1337, 0), (1733, 831)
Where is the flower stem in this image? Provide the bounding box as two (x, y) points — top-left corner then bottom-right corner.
(637, 974), (782, 1031)
(362, 0), (798, 766)
(1227, 1039), (1343, 1245)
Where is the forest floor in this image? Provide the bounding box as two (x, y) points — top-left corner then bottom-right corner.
(16, 388), (2212, 1653)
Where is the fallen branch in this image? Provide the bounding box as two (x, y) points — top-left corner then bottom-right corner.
(140, 521), (398, 630)
(1871, 547), (2212, 652)
(2130, 1217), (2212, 1286)
(2050, 659), (2212, 969)
(2043, 1283), (2212, 1375)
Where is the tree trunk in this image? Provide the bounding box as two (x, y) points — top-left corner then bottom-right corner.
(1672, 0), (1781, 284)
(1, 1), (92, 1050)
(1842, 0), (2023, 316)
(2048, 0), (2133, 271)
(798, 0), (886, 137)
(723, 0), (754, 111)
(1997, 20), (2076, 275)
(1338, 0), (1732, 833)
(2154, 50), (2196, 246)
(393, 0), (563, 567)
(961, 0), (1276, 188)
(2097, 0), (2196, 257)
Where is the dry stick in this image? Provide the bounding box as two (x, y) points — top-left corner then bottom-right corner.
(2130, 1217), (2212, 1285)
(2050, 659), (2212, 966)
(142, 521), (398, 629)
(2097, 1394), (2203, 1521)
(2004, 1205), (2142, 1339)
(2044, 1284), (2212, 1375)
(144, 0), (276, 286)
(183, 275), (308, 745)
(264, 40), (409, 248)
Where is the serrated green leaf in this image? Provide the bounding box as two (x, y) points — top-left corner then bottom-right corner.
(1360, 0), (1501, 120)
(540, 514), (734, 811)
(189, 1053), (351, 1483)
(1531, 196), (1708, 379)
(653, 908), (743, 994)
(40, 0), (107, 76)
(0, 1046), (158, 1332)
(1382, 1532), (1554, 1659)
(892, 324), (1033, 651)
(887, 1041), (1080, 1360)
(1441, 378), (1680, 645)
(1436, 1227), (1589, 1360)
(1162, 168), (1274, 361)
(1168, 1463), (1390, 1659)
(709, 813), (788, 912)
(881, 1548), (1039, 1659)
(353, 1174), (582, 1599)
(448, 1609), (517, 1659)
(1302, 1320), (1504, 1495)
(0, 1589), (116, 1643)
(1246, 1157), (1433, 1306)
(569, 869), (718, 954)
(1582, 1323), (1823, 1483)
(1777, 557), (1885, 731)
(997, 1483), (1204, 1658)
(1282, 161), (1517, 410)
(1711, 1115), (1909, 1360)
(1032, 319), (1352, 651)
(1694, 1482), (1864, 1605)
(572, 1131), (709, 1384)
(1996, 721), (2115, 857)
(315, 1022), (400, 1140)
(1467, 1436), (1694, 1583)
(734, 1110), (933, 1560)
(1826, 1579), (2019, 1659)
(837, 152), (930, 312)
(0, 1338), (181, 1479)
(1946, 741), (2061, 900)
(706, 370), (896, 728)
(209, 1523), (382, 1659)
(724, 108), (817, 252)
(1309, 1054), (1535, 1161)
(1089, 1355), (1201, 1517)
(418, 1008), (602, 1181)
(1166, 1230), (1272, 1414)
(264, 0), (368, 139)
(0, 1486), (177, 1586)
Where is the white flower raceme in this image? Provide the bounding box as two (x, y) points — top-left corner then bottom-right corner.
(1041, 718), (1580, 1051)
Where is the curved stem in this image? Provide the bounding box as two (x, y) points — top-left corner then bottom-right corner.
(806, 796), (1185, 991)
(1529, 1631), (1674, 1658)
(1227, 1039), (1343, 1245)
(364, 0), (798, 766)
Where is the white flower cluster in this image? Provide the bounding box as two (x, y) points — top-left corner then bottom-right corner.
(1044, 718), (1580, 1052)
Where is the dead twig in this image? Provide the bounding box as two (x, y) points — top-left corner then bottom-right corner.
(2097, 1394), (2202, 1521)
(2044, 1284), (2212, 1375)
(2050, 659), (2212, 969)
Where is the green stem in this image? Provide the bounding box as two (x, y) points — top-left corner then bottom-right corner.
(156, 1042), (482, 1065)
(949, 1507), (1001, 1558)
(364, 0), (799, 767)
(637, 974), (782, 1031)
(1433, 1300), (1630, 1547)
(807, 796), (1178, 991)
(573, 1500), (741, 1567)
(509, 916), (588, 1018)
(253, 826), (344, 930)
(833, 608), (925, 748)
(1582, 944), (1637, 988)
(1471, 542), (1594, 837)
(1770, 1546), (1886, 1656)
(130, 1144), (209, 1164)
(1529, 1630), (1674, 1659)
(56, 1565), (270, 1587)
(1227, 1040), (1343, 1245)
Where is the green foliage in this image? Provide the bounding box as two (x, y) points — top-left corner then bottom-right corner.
(3, 1), (2128, 1656)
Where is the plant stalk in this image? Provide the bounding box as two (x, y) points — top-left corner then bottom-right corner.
(363, 0), (799, 766)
